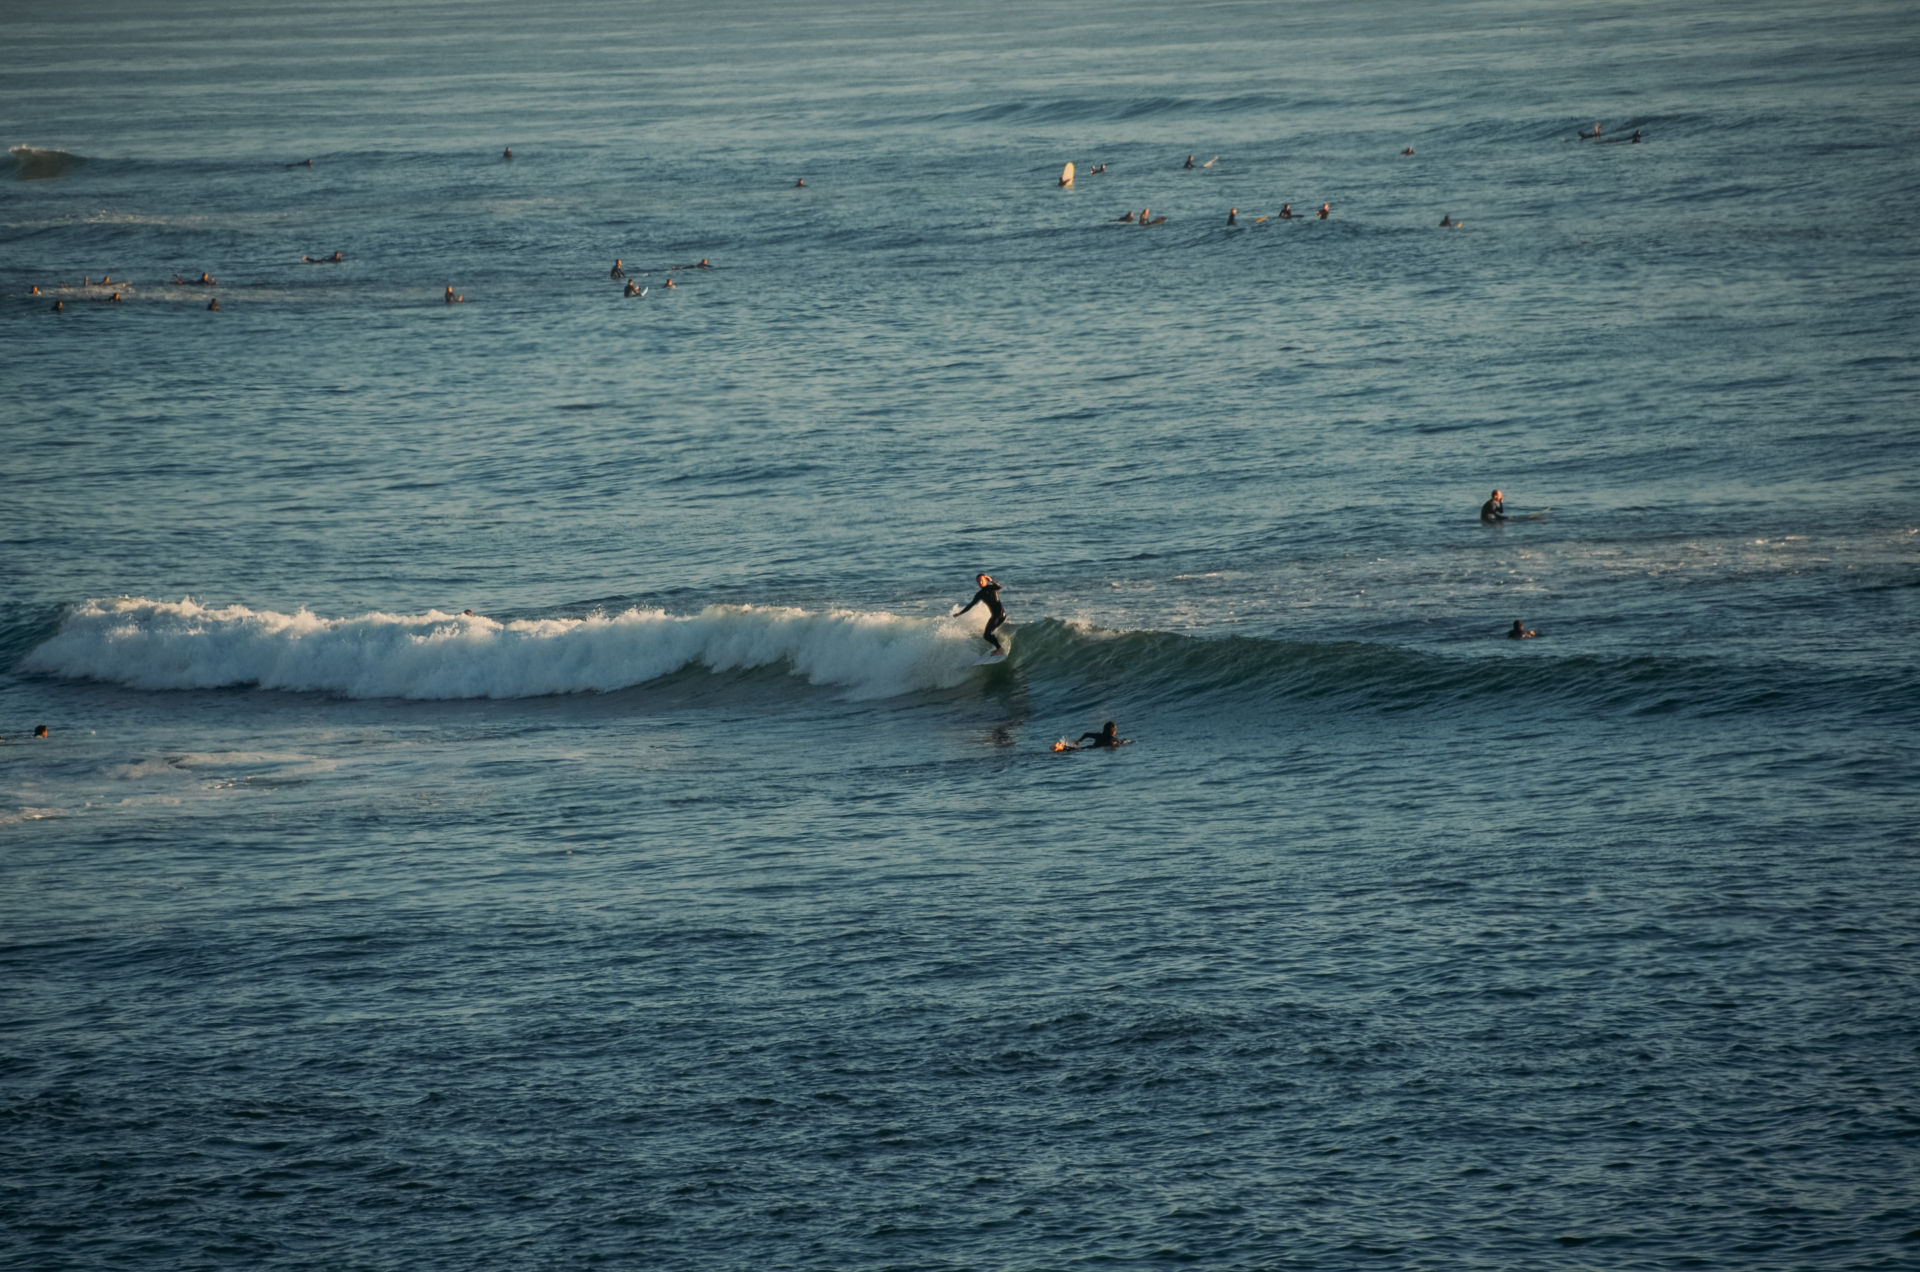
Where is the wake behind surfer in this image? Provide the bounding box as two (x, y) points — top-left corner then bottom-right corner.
(953, 573), (1007, 655)
(1480, 489), (1506, 523)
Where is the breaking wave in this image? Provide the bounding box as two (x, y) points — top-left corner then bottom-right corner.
(22, 597), (996, 701)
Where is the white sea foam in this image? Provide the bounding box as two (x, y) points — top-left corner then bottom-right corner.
(25, 597), (993, 701)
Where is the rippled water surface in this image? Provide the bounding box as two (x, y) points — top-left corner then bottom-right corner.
(4, 1), (1918, 1268)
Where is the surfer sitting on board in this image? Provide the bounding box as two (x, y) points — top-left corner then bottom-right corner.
(953, 573), (1007, 655)
(1508, 620), (1538, 640)
(1480, 489), (1506, 523)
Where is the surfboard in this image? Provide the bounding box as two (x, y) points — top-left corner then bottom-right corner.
(1060, 161), (1074, 187)
(976, 650), (1007, 666)
(1201, 156), (1218, 167)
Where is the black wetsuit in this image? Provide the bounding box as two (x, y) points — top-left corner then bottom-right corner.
(1076, 729), (1121, 749)
(959, 582), (1006, 651)
(1480, 497), (1506, 524)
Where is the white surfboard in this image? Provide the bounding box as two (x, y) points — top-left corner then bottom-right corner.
(1060, 161), (1074, 187)
(976, 650), (1007, 666)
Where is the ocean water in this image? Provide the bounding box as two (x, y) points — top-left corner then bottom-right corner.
(4, 1), (1919, 1267)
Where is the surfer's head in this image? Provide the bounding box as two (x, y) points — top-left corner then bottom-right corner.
(1492, 489), (1502, 500)
(977, 573), (992, 587)
(34, 724), (48, 738)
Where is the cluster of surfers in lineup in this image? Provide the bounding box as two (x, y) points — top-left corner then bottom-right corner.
(34, 124), (1641, 311)
(1070, 125), (1641, 229)
(30, 258), (342, 312)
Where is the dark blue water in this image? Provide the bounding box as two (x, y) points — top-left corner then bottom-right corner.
(4, 1), (1918, 1267)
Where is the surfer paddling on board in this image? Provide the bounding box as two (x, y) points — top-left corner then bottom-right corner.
(953, 573), (1008, 657)
(1480, 489), (1507, 523)
(1060, 722), (1128, 750)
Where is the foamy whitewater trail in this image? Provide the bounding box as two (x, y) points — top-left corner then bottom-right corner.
(25, 597), (991, 700)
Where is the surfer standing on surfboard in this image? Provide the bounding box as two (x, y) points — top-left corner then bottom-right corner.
(954, 573), (1007, 656)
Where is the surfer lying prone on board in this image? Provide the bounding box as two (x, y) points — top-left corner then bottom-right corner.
(1055, 722), (1129, 750)
(953, 573), (1007, 655)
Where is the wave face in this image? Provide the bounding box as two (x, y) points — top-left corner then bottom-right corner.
(22, 597), (992, 700)
(7, 145), (82, 180)
(1012, 619), (1917, 720)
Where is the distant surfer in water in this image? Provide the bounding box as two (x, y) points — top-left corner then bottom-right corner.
(1115, 211), (1134, 222)
(1508, 620), (1538, 639)
(445, 285), (463, 304)
(207, 298), (219, 311)
(1227, 208), (1238, 226)
(1579, 121), (1603, 139)
(51, 300), (63, 312)
(502, 146), (513, 159)
(953, 573), (1007, 655)
(1439, 215), (1454, 227)
(795, 177), (805, 187)
(1184, 154), (1195, 169)
(1481, 489), (1506, 523)
(624, 279), (641, 297)
(1279, 204), (1293, 219)
(1318, 202), (1331, 219)
(304, 251), (344, 263)
(1402, 146), (1415, 155)
(610, 259), (625, 280)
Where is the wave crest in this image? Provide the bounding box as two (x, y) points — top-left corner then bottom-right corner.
(23, 597), (993, 700)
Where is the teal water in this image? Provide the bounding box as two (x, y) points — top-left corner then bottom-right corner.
(4, 1), (1919, 1267)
